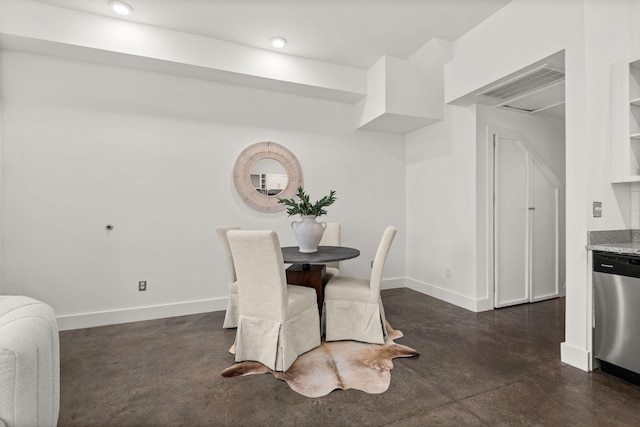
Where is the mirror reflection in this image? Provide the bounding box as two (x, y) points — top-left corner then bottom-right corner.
(250, 158), (289, 196)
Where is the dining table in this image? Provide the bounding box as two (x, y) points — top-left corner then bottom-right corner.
(281, 245), (360, 309)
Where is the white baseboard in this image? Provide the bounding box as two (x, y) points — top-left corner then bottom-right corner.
(57, 297), (228, 331)
(560, 342), (592, 372)
(57, 278), (406, 331)
(381, 277), (406, 290)
(56, 277), (494, 330)
(405, 278), (492, 313)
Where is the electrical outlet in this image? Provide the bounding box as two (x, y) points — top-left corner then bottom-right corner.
(593, 201), (602, 218)
(138, 281), (147, 291)
(445, 267), (451, 278)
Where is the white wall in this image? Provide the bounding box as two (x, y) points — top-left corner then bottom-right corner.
(0, 52), (406, 329)
(584, 0), (638, 230)
(444, 1), (582, 105)
(405, 104), (479, 310)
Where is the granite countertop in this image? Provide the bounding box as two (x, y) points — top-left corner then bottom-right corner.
(587, 229), (640, 255)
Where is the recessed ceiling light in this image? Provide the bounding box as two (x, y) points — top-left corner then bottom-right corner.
(270, 37), (287, 49)
(109, 0), (133, 16)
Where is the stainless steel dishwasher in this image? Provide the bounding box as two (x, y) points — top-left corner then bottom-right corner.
(593, 251), (640, 384)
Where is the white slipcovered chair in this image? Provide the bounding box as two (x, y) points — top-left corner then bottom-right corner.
(318, 222), (341, 278)
(323, 226), (397, 344)
(0, 295), (60, 427)
(227, 230), (321, 372)
(216, 226), (241, 328)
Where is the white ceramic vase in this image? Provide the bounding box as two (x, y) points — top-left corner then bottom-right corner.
(291, 215), (327, 253)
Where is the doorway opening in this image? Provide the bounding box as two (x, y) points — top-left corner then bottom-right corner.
(475, 51), (566, 310)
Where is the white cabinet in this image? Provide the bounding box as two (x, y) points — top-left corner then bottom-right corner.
(250, 173), (287, 195)
(612, 58), (640, 182)
(265, 174), (286, 191)
(250, 173), (266, 190)
(494, 134), (560, 308)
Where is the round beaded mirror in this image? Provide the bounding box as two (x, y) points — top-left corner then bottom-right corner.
(233, 141), (303, 213)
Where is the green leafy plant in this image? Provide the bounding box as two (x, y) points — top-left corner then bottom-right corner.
(277, 187), (337, 217)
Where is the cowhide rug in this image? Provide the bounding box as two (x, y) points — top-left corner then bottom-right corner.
(221, 322), (419, 398)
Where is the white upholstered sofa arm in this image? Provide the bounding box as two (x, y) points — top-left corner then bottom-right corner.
(0, 296), (60, 427)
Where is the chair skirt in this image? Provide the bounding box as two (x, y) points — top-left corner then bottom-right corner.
(234, 288), (320, 372)
(222, 288), (239, 329)
(323, 296), (387, 344)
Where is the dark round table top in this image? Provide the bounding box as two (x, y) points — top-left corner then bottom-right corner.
(281, 246), (360, 264)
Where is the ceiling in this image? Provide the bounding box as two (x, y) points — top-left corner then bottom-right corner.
(30, 0), (511, 69)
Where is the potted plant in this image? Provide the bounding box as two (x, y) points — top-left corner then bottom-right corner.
(278, 187), (337, 253)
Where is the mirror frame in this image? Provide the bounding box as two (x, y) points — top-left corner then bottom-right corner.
(233, 141), (303, 213)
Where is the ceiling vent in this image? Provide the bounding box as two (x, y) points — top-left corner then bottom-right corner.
(477, 64), (565, 115)
(478, 64), (564, 101)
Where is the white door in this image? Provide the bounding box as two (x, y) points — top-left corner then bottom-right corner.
(494, 135), (559, 308)
(494, 136), (530, 307)
(530, 158), (559, 301)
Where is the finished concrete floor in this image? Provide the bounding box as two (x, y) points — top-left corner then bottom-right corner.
(59, 288), (640, 426)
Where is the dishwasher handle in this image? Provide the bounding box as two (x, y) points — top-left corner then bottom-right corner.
(594, 251), (640, 278)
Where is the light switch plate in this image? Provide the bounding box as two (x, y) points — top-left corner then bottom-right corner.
(593, 201), (602, 218)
